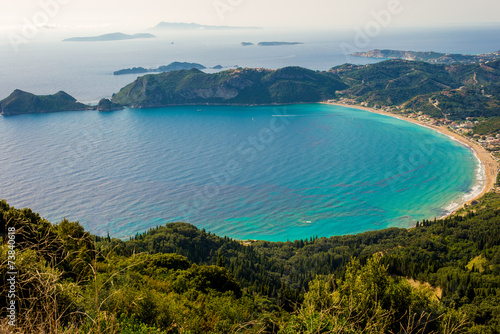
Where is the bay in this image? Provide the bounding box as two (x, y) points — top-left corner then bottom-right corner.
(0, 104), (477, 241)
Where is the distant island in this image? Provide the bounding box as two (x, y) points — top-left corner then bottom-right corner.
(114, 62), (207, 76)
(258, 42), (303, 46)
(152, 22), (261, 31)
(352, 49), (500, 64)
(0, 90), (94, 116)
(240, 42), (303, 46)
(63, 32), (156, 42)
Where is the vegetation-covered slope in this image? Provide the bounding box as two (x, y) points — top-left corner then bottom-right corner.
(3, 59), (500, 124)
(111, 67), (347, 108)
(110, 59), (500, 120)
(2, 192), (500, 333)
(0, 89), (94, 116)
(332, 60), (460, 106)
(333, 59), (500, 120)
(352, 49), (500, 64)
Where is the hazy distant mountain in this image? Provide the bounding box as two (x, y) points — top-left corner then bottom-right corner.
(63, 32), (156, 42)
(152, 22), (261, 30)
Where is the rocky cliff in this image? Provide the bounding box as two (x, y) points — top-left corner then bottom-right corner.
(111, 67), (348, 108)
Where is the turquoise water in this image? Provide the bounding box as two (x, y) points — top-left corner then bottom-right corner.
(0, 104), (477, 241)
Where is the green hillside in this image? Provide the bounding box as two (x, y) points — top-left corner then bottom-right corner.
(111, 67), (347, 108)
(352, 49), (500, 65)
(3, 60), (500, 125)
(0, 90), (94, 116)
(2, 192), (500, 333)
(332, 59), (500, 121)
(332, 60), (459, 106)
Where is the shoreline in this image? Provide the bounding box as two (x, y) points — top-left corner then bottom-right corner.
(323, 101), (499, 220)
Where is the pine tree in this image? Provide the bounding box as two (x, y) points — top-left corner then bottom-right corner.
(216, 251), (226, 267)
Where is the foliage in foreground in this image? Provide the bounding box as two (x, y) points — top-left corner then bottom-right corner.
(1, 193), (500, 333)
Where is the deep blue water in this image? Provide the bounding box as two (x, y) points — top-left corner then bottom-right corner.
(0, 104), (478, 241)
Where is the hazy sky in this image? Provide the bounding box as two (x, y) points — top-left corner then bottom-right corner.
(1, 0), (500, 32)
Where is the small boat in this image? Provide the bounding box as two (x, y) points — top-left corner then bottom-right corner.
(197, 109), (202, 112)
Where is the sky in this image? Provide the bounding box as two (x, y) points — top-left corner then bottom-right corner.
(1, 0), (500, 32)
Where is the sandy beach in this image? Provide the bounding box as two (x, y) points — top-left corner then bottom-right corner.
(324, 101), (499, 216)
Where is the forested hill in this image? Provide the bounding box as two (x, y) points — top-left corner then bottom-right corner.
(110, 59), (500, 120)
(333, 59), (500, 119)
(332, 60), (461, 105)
(351, 49), (500, 64)
(0, 90), (94, 116)
(3, 59), (500, 122)
(2, 192), (500, 332)
(111, 66), (348, 108)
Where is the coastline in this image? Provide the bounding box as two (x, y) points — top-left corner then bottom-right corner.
(323, 101), (499, 219)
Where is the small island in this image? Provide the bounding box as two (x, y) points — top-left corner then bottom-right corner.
(0, 90), (94, 116)
(63, 32), (156, 42)
(241, 42), (254, 46)
(258, 42), (303, 46)
(113, 62), (207, 76)
(97, 98), (124, 112)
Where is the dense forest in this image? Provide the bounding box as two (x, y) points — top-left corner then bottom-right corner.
(110, 66), (347, 108)
(2, 190), (500, 333)
(0, 90), (94, 116)
(351, 49), (500, 65)
(333, 60), (500, 120)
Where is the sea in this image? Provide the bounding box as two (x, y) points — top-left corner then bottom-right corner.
(1, 25), (500, 103)
(0, 25), (497, 241)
